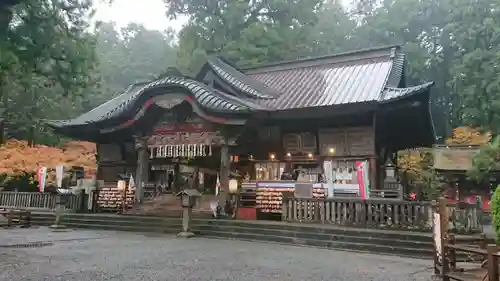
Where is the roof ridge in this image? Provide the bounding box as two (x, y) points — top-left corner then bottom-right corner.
(208, 57), (281, 99)
(244, 45), (402, 74)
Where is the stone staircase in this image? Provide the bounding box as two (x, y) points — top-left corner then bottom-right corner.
(124, 193), (213, 218)
(30, 212), (443, 259)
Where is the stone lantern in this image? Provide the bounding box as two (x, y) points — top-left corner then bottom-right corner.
(176, 189), (202, 238)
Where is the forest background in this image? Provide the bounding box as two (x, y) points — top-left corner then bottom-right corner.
(0, 0), (500, 186)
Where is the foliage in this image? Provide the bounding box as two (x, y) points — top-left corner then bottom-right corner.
(491, 185), (500, 241)
(353, 0), (500, 138)
(0, 139), (96, 183)
(468, 136), (500, 182)
(397, 149), (443, 200)
(0, 0), (99, 144)
(91, 22), (178, 108)
(168, 0), (500, 141)
(445, 127), (491, 146)
(397, 127), (488, 199)
(167, 0), (328, 73)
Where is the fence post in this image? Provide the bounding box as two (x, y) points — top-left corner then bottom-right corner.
(448, 234), (456, 269)
(281, 198), (288, 221)
(487, 244), (498, 281)
(441, 199), (451, 280)
(78, 190), (86, 213)
(480, 233), (487, 249)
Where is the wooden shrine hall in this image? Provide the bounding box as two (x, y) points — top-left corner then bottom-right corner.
(48, 45), (436, 210)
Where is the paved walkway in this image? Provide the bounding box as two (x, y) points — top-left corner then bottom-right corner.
(0, 227), (434, 281)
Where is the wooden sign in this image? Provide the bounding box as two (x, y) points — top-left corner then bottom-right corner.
(148, 132), (224, 146)
(149, 117), (223, 146)
(433, 147), (478, 171)
(154, 122), (214, 134)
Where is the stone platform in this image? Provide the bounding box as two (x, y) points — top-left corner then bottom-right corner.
(0, 227), (434, 281)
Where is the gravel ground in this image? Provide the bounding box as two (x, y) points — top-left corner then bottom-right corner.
(0, 227), (434, 281)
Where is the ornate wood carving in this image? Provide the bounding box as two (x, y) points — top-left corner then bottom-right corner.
(149, 118), (224, 146)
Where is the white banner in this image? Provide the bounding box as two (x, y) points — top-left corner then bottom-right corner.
(323, 160), (334, 198)
(128, 175), (135, 191)
(55, 165), (64, 188)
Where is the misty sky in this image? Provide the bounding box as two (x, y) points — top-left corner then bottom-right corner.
(93, 0), (187, 31)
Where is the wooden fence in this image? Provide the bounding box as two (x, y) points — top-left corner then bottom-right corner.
(440, 234), (498, 281)
(282, 198), (483, 233)
(433, 197), (498, 281)
(0, 192), (85, 212)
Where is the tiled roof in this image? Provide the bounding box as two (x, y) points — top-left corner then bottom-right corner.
(380, 81), (434, 102)
(208, 57), (279, 99)
(49, 76), (265, 127)
(243, 46), (427, 110)
(248, 59), (393, 109)
(48, 46), (433, 131)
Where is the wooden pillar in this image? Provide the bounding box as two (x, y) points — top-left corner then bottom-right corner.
(190, 166), (200, 190)
(369, 157), (377, 190)
(173, 163), (180, 192)
(219, 135), (230, 200)
(134, 135), (149, 203)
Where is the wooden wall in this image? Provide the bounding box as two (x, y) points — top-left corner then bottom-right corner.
(318, 126), (374, 156)
(96, 142), (137, 182)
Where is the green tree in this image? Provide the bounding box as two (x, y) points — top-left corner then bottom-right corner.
(91, 22), (178, 109)
(491, 185), (500, 241)
(1, 0), (99, 144)
(166, 0), (323, 73)
(307, 0), (357, 56)
(352, 0), (500, 138)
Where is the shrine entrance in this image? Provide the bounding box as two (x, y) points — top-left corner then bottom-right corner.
(147, 112), (227, 195)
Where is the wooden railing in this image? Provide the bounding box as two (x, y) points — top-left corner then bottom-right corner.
(441, 234), (498, 281)
(0, 192), (85, 212)
(282, 198), (483, 233)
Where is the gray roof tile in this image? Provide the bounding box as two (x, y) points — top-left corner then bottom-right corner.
(50, 76), (264, 127)
(380, 81), (435, 102)
(248, 59), (393, 109)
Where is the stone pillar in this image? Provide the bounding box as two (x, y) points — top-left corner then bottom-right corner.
(134, 135), (149, 203)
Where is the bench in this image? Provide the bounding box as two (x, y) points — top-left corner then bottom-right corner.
(0, 208), (31, 228)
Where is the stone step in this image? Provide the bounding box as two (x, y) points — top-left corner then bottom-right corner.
(199, 231), (434, 259)
(31, 212), (435, 243)
(31, 212), (438, 259)
(33, 215), (433, 250)
(31, 220), (433, 259)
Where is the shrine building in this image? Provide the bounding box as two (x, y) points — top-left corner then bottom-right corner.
(47, 45), (435, 212)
